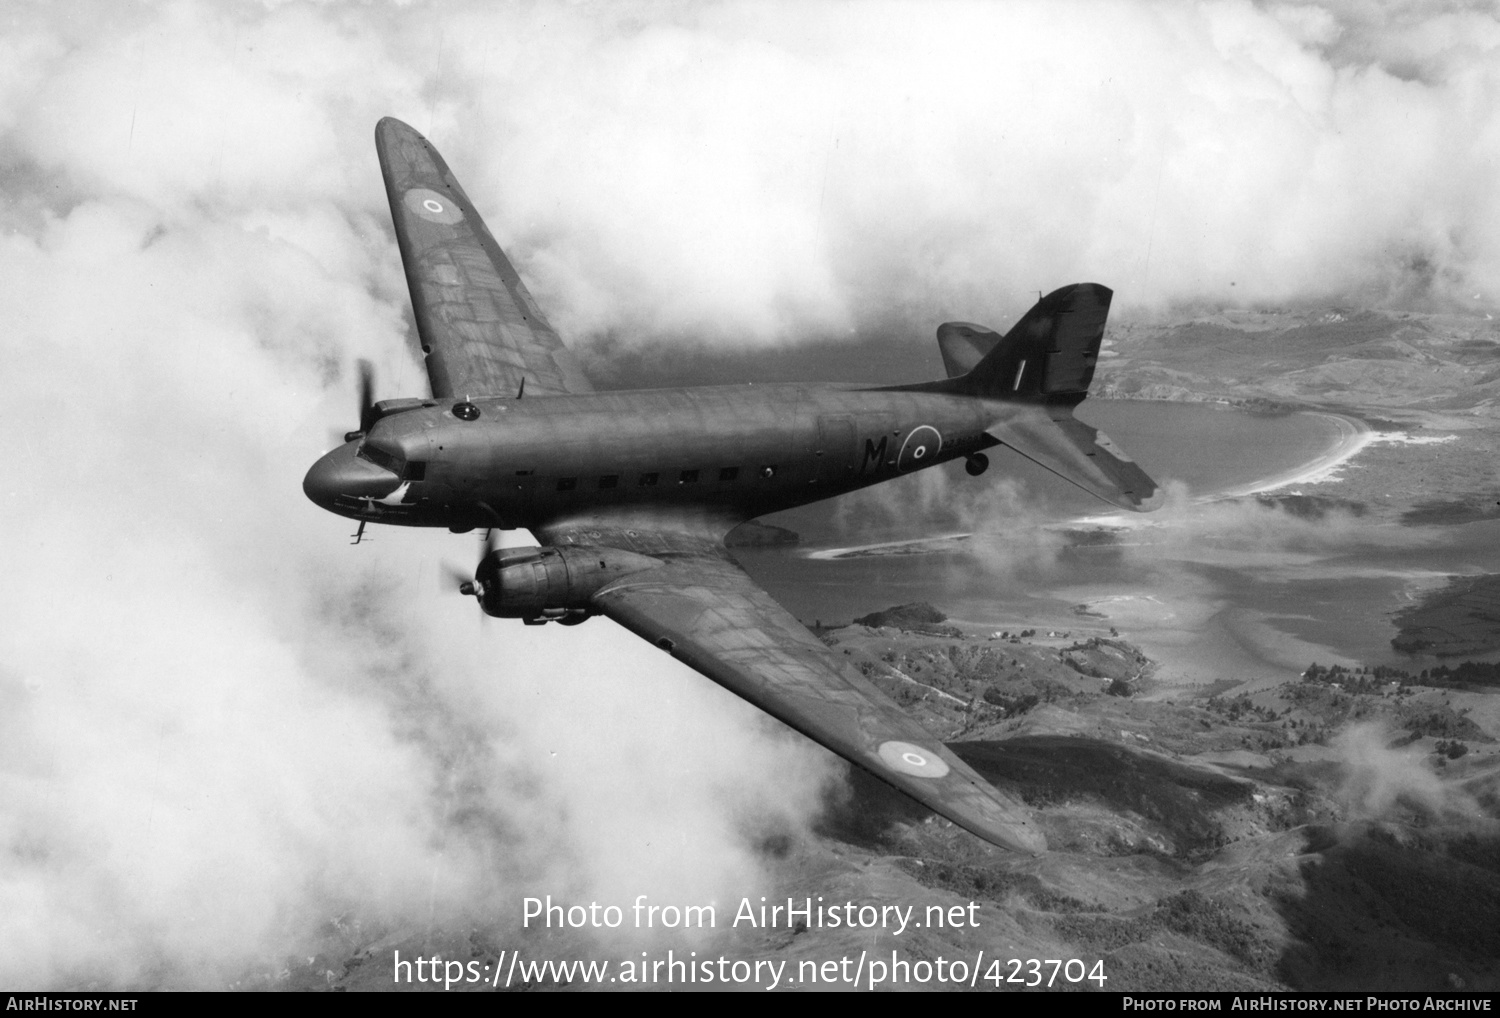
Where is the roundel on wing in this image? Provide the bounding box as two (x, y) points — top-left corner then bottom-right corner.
(404, 187), (464, 225)
(897, 425), (943, 472)
(877, 740), (951, 779)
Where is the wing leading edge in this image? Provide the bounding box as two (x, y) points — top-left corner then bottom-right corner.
(375, 117), (593, 399)
(540, 522), (1045, 854)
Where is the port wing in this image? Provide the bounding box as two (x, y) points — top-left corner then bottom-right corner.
(375, 117), (593, 399)
(539, 520), (1045, 854)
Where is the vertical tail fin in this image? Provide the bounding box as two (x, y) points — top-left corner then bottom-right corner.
(953, 283), (1110, 402)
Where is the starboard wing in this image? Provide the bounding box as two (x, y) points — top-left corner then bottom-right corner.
(375, 117), (593, 399)
(539, 521), (1045, 854)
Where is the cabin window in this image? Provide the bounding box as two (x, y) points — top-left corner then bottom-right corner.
(556, 477), (577, 491)
(760, 465), (777, 479)
(598, 475), (619, 489)
(679, 470), (699, 484)
(638, 472), (659, 487)
(718, 467), (739, 482)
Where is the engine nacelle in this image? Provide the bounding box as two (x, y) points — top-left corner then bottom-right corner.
(473, 546), (661, 623)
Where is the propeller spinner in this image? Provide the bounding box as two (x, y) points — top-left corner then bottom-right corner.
(450, 530), (497, 602)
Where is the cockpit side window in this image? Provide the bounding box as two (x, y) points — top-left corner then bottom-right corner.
(357, 443), (402, 474)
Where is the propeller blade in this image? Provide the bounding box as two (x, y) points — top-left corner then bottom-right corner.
(357, 359), (377, 435)
(472, 531), (498, 619)
(440, 561), (472, 593)
(440, 532), (499, 615)
(440, 532), (496, 605)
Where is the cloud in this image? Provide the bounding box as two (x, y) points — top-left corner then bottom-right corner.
(3, 0), (1498, 988)
(0, 4), (840, 988)
(12, 2), (1500, 343)
(1331, 723), (1451, 818)
(431, 0), (1500, 339)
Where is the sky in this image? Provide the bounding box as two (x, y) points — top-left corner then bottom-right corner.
(3, 0), (1500, 989)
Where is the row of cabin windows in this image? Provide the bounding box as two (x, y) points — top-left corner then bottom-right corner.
(552, 465), (775, 492)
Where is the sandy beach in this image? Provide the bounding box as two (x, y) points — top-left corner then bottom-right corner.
(804, 533), (972, 560)
(1213, 412), (1372, 498)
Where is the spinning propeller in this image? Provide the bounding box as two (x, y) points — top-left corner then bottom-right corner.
(444, 529), (497, 605)
(345, 359), (378, 443)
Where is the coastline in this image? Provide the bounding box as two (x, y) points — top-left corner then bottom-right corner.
(805, 407), (1403, 556)
(804, 533), (971, 561)
(1212, 412), (1372, 499)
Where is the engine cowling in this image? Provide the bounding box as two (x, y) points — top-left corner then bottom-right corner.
(473, 546), (661, 623)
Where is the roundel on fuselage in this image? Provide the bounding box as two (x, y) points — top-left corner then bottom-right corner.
(897, 425), (943, 472)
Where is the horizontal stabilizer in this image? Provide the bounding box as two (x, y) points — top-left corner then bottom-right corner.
(936, 322), (1002, 378)
(988, 409), (1162, 511)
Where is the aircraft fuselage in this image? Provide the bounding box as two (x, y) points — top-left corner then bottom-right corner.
(303, 382), (1018, 532)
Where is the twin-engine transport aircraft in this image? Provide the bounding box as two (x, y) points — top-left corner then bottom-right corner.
(304, 118), (1163, 855)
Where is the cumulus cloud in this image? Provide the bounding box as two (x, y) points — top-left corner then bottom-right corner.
(4, 0), (1499, 989)
(0, 205), (835, 986)
(0, 3), (841, 989)
(432, 0), (1500, 340)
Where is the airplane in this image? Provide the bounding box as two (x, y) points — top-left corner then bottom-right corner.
(303, 117), (1162, 855)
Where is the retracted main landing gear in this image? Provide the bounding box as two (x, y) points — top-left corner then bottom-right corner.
(965, 453), (990, 476)
(523, 608), (592, 626)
